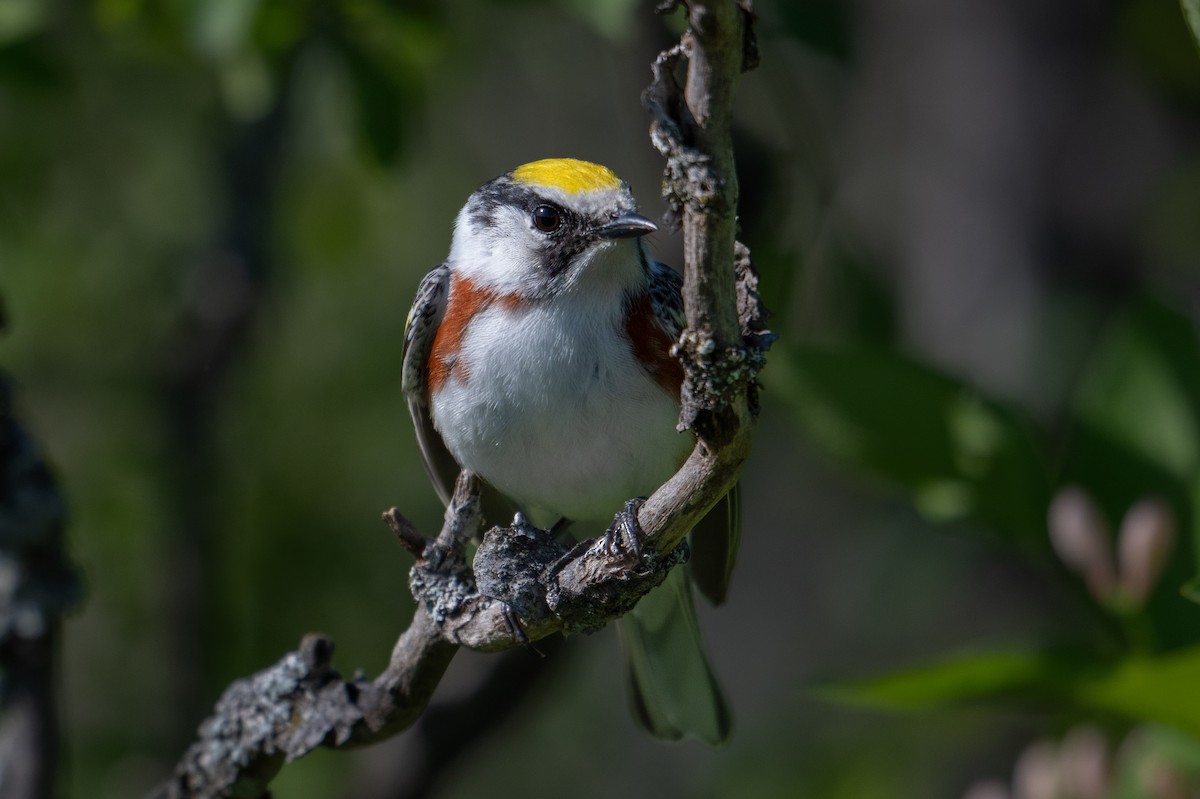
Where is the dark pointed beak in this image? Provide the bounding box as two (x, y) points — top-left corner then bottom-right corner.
(596, 212), (658, 240)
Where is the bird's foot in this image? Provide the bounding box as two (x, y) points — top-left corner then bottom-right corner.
(600, 498), (647, 559)
(499, 603), (543, 655)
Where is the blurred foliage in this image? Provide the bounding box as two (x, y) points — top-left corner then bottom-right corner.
(788, 297), (1200, 736)
(1178, 0), (1200, 54)
(3, 0), (1200, 797)
(961, 724), (1200, 799)
(772, 344), (1051, 544)
(1120, 0), (1200, 97)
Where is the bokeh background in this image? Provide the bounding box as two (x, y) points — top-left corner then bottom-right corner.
(4, 0), (1200, 796)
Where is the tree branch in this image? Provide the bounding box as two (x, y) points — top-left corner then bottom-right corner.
(638, 0), (766, 557)
(0, 359), (82, 799)
(151, 473), (686, 798)
(153, 3), (767, 796)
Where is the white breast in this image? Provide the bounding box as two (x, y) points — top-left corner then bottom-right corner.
(430, 286), (689, 527)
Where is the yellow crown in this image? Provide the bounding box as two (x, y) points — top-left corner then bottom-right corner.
(511, 159), (622, 194)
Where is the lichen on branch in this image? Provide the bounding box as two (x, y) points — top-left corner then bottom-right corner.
(154, 4), (768, 796)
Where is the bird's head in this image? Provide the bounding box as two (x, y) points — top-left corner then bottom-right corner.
(448, 158), (658, 298)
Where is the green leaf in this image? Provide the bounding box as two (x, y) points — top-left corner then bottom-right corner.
(1075, 299), (1200, 481)
(1059, 422), (1198, 650)
(819, 649), (1091, 710)
(0, 0), (45, 46)
(1181, 0), (1200, 53)
(1078, 646), (1200, 738)
(826, 645), (1200, 738)
(771, 344), (1051, 545)
(1068, 298), (1200, 626)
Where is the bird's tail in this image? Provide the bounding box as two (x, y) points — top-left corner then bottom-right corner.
(618, 564), (732, 745)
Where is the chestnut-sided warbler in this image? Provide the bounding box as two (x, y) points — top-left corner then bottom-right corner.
(402, 158), (736, 743)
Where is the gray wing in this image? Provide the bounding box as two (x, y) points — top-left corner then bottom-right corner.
(402, 264), (518, 525)
(647, 259), (685, 341)
(402, 263), (459, 506)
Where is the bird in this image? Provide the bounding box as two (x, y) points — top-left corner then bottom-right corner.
(402, 157), (737, 743)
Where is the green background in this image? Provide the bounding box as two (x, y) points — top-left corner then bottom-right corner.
(4, 0), (1200, 796)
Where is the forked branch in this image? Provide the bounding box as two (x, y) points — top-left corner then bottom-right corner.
(153, 3), (766, 796)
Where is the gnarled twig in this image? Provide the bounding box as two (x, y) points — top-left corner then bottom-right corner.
(0, 365), (82, 799)
(153, 4), (766, 796)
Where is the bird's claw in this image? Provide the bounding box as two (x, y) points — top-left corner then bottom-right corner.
(500, 603), (542, 656)
(600, 498), (647, 559)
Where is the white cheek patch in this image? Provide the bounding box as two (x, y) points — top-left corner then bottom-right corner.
(446, 183), (644, 297)
(449, 204), (542, 295)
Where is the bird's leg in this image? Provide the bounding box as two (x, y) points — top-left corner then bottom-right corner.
(499, 603), (543, 656)
(600, 498), (648, 559)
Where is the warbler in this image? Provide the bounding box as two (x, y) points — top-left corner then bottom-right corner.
(402, 158), (737, 743)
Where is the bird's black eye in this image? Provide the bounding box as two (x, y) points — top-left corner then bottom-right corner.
(531, 205), (561, 233)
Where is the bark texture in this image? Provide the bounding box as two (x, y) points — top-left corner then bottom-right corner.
(0, 361), (81, 799)
(154, 4), (768, 796)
